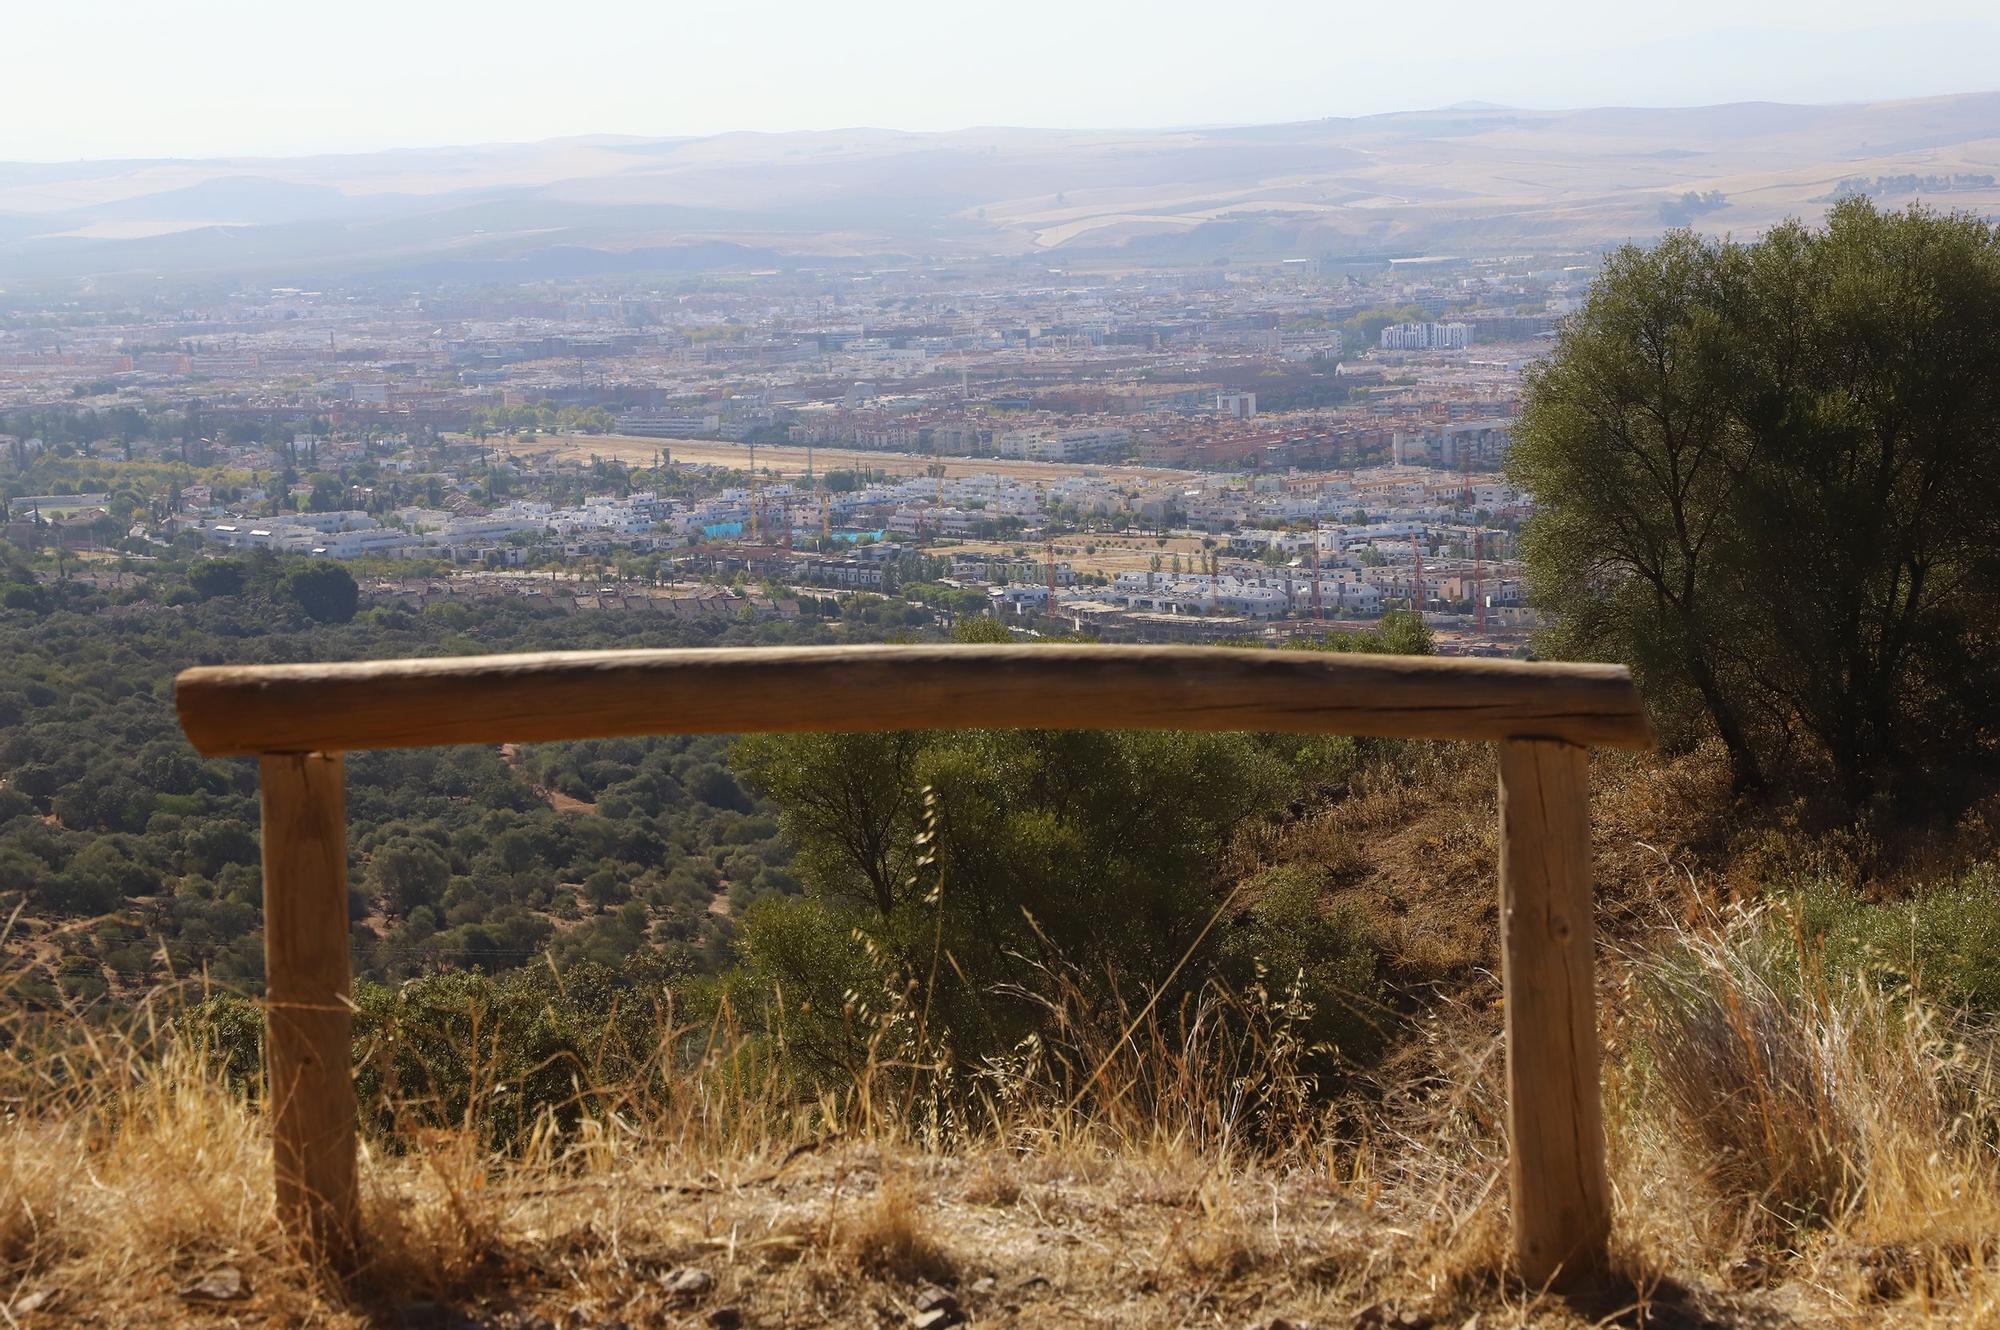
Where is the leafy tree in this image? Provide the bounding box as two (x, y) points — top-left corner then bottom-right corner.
(306, 477), (346, 512)
(1290, 609), (1433, 657)
(731, 726), (1289, 1077)
(1512, 201), (2000, 801)
(1511, 229), (1764, 787)
(188, 556), (245, 600)
(284, 560), (359, 624)
(951, 614), (1013, 644)
(186, 818), (258, 877)
(732, 732), (925, 916)
(1727, 204), (2000, 800)
(367, 836), (452, 916)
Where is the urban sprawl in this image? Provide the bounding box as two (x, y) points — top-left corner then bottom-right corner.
(0, 253), (1597, 649)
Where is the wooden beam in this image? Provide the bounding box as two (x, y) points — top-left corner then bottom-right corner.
(260, 752), (359, 1267)
(177, 644), (1653, 757)
(1497, 738), (1610, 1287)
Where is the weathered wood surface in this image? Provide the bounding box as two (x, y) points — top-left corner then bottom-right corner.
(259, 752), (359, 1266)
(178, 644), (1652, 756)
(1497, 738), (1611, 1287)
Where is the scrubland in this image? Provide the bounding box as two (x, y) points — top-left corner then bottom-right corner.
(5, 741), (1999, 1329)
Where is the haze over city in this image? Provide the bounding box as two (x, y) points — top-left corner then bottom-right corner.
(9, 0), (2000, 158)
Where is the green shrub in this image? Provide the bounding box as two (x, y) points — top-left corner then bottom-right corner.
(1223, 864), (1386, 1067)
(177, 960), (683, 1151)
(1784, 868), (2000, 1013)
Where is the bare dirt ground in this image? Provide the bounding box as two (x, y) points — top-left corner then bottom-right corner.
(4, 1131), (1798, 1330)
(499, 743), (599, 816)
(951, 532), (1217, 580)
(497, 434), (1202, 488)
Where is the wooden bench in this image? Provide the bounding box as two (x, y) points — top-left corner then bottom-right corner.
(175, 643), (1651, 1286)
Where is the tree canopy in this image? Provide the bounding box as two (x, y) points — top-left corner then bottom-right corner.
(283, 561), (359, 624)
(1512, 200), (2000, 802)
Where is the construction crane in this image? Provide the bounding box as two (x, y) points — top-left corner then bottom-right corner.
(747, 438), (760, 544)
(1045, 538), (1058, 620)
(1474, 529), (1487, 635)
(1310, 518), (1323, 621)
(1411, 534), (1425, 616)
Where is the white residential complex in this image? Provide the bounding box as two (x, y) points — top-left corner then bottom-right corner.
(1379, 322), (1472, 351)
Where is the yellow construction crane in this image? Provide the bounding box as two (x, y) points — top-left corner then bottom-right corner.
(1045, 538), (1057, 620)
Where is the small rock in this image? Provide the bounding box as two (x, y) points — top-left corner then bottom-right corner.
(663, 1267), (715, 1299)
(1352, 1308), (1429, 1330)
(180, 1267), (248, 1302)
(914, 1286), (962, 1316)
(704, 1309), (742, 1330)
(913, 1312), (962, 1330)
(1727, 1255), (1773, 1290)
(1246, 1319), (1309, 1330)
(10, 1290), (55, 1315)
(969, 1277), (997, 1296)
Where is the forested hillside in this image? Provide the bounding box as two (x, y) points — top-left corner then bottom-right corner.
(0, 542), (843, 1004)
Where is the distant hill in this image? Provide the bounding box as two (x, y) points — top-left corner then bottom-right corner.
(2, 91), (1998, 283)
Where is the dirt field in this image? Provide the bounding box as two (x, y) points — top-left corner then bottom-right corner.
(953, 532), (1219, 579)
(497, 433), (1201, 488)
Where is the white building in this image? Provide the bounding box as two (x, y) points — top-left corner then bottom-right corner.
(1379, 322), (1472, 351)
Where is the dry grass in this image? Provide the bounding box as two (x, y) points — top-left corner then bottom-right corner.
(1609, 900), (2000, 1313)
(501, 434), (1197, 488)
(5, 748), (2000, 1327)
(10, 970), (1996, 1329)
(840, 1174), (958, 1285)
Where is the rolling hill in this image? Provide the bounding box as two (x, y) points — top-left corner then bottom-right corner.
(2, 91), (1997, 283)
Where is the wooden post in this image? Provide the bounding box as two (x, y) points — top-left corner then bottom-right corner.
(1497, 738), (1609, 1287)
(260, 752), (359, 1267)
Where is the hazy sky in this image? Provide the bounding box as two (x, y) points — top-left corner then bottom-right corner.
(10, 0), (2000, 160)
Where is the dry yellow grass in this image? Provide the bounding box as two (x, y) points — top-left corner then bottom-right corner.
(6, 973), (1999, 1328)
(6, 747), (2000, 1327)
